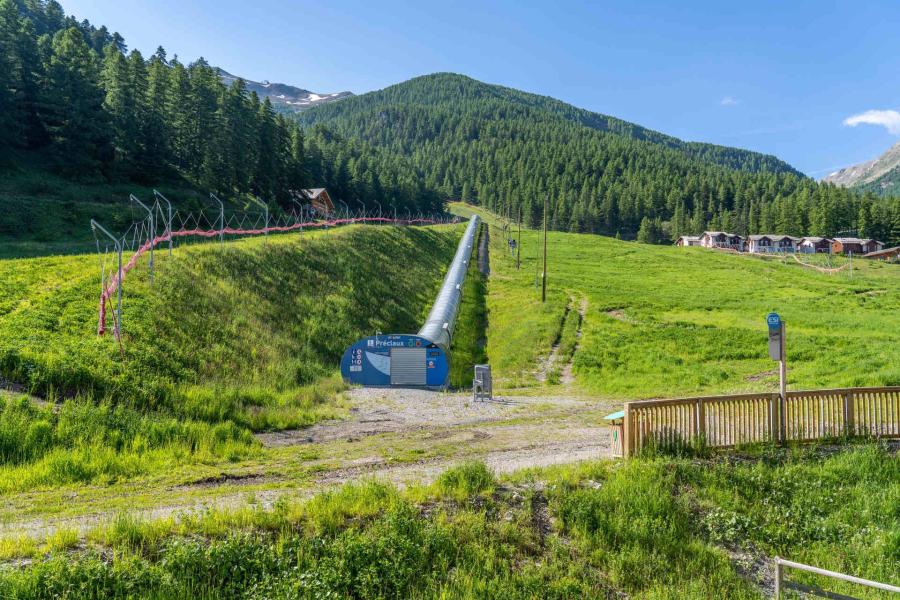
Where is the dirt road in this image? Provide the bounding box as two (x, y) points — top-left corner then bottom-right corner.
(2, 388), (616, 540)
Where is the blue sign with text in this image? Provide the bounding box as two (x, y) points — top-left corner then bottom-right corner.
(766, 312), (782, 331)
(340, 334), (450, 388)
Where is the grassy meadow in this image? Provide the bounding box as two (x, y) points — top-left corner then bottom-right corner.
(0, 224), (462, 492)
(451, 203), (900, 396)
(0, 444), (895, 599)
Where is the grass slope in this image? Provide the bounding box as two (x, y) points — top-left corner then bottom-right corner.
(454, 203), (900, 396)
(0, 224), (461, 491)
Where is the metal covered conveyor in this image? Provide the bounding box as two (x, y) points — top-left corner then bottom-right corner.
(340, 215), (481, 388)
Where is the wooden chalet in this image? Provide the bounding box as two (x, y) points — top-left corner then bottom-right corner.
(300, 188), (335, 215)
(699, 231), (745, 251)
(831, 237), (884, 255)
(675, 235), (702, 247)
(863, 246), (900, 261)
(798, 237), (832, 254)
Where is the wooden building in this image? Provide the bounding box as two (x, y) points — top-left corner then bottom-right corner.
(746, 234), (799, 253)
(699, 231), (745, 251)
(300, 188), (335, 215)
(798, 237), (832, 254)
(863, 246), (900, 261)
(675, 235), (701, 247)
(831, 237), (884, 255)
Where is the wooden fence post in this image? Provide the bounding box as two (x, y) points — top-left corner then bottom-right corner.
(774, 558), (783, 599)
(697, 398), (706, 445)
(843, 392), (854, 437)
(623, 403), (632, 458)
(769, 393), (778, 443)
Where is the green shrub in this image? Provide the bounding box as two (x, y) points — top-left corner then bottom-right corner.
(434, 461), (495, 501)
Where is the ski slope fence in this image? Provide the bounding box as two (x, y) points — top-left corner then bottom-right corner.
(95, 213), (449, 338)
(621, 386), (900, 456)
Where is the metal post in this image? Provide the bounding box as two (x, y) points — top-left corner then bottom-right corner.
(779, 321), (787, 442)
(249, 196), (269, 240)
(516, 206), (522, 270)
(355, 199), (365, 219)
(290, 196), (305, 235)
(153, 190), (173, 256)
(337, 199), (349, 219)
(542, 194), (548, 303)
(130, 194), (154, 284)
(374, 200), (383, 223)
(210, 193), (225, 246)
(91, 220), (123, 340)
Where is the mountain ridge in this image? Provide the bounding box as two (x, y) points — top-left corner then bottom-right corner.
(823, 142), (900, 197)
(301, 72), (803, 176)
(217, 68), (353, 112)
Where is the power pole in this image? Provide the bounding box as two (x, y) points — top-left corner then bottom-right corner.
(516, 206), (521, 270)
(542, 194), (548, 303)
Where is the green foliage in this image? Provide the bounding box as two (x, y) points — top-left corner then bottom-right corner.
(554, 460), (758, 598)
(303, 73), (900, 244)
(0, 394), (256, 492)
(0, 447), (896, 598)
(433, 460), (495, 501)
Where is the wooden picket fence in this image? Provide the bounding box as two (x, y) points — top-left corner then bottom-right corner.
(622, 387), (900, 457)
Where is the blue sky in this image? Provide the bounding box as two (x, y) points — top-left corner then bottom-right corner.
(63, 0), (900, 177)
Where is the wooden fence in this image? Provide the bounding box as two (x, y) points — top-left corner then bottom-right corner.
(622, 387), (900, 457)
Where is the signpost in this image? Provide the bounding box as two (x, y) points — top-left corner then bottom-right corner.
(767, 312), (786, 441)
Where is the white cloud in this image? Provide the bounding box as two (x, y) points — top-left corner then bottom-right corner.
(720, 96), (739, 106)
(843, 109), (900, 135)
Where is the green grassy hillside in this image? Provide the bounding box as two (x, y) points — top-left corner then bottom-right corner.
(0, 224), (460, 412)
(0, 224), (460, 492)
(453, 203), (900, 396)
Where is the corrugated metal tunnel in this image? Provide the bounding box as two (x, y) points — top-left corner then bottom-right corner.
(340, 214), (481, 388)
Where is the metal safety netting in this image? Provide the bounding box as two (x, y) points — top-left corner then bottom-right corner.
(91, 192), (455, 340)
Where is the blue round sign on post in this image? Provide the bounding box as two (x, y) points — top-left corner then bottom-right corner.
(766, 312), (782, 331)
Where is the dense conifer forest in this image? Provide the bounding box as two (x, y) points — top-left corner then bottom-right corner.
(301, 73), (900, 244)
(0, 0), (442, 214)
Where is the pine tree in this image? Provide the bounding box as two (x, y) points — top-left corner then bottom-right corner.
(41, 27), (111, 174)
(0, 0), (24, 150)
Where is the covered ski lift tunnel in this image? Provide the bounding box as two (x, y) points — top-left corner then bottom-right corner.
(340, 215), (481, 388)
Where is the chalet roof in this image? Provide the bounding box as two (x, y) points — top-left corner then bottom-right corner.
(800, 237), (831, 243)
(864, 246), (900, 258)
(833, 237), (872, 244)
(678, 235), (701, 241)
(748, 234), (793, 242)
(301, 188), (327, 199)
(701, 231), (742, 238)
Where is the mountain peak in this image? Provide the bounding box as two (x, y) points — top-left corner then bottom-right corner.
(823, 142), (900, 195)
(216, 68), (353, 112)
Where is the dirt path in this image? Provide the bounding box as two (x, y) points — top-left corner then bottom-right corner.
(2, 388), (616, 540)
(560, 297), (587, 385)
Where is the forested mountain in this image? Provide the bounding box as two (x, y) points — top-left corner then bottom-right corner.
(824, 142), (900, 198)
(301, 73), (900, 244)
(0, 0), (441, 215)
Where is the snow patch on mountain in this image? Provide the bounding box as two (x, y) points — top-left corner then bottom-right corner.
(216, 68), (352, 112)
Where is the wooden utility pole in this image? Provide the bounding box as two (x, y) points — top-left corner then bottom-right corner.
(542, 194), (548, 303)
(516, 207), (521, 270)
